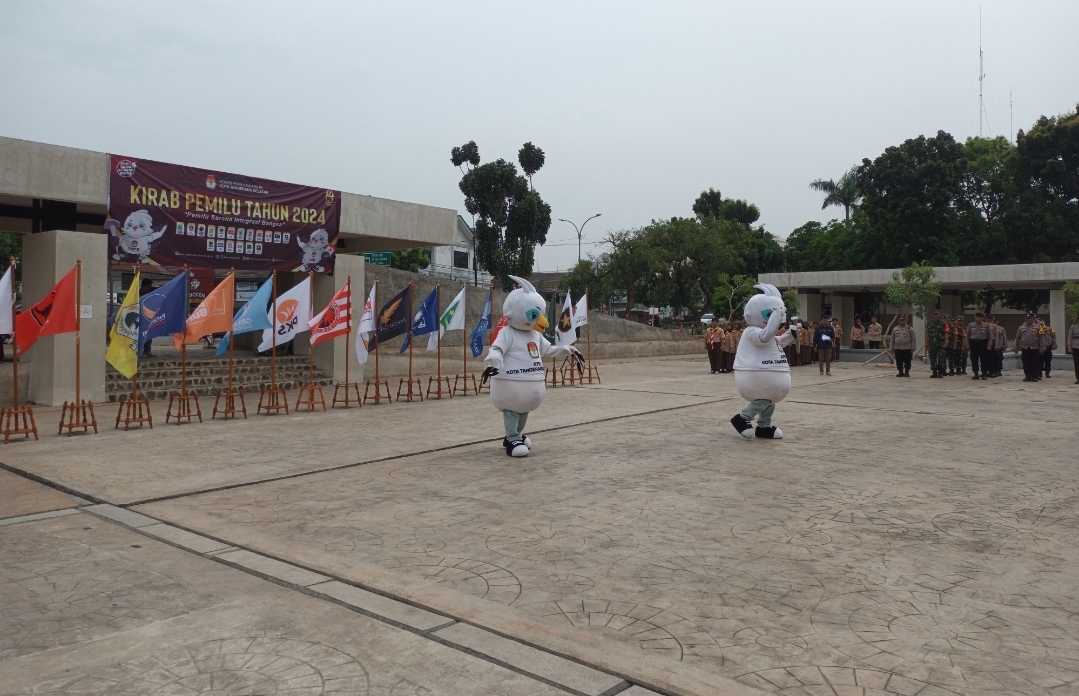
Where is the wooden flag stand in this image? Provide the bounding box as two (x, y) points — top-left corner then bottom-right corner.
(258, 270), (288, 415)
(427, 282), (452, 399)
(295, 271), (326, 412)
(452, 282), (477, 396)
(364, 279), (391, 404)
(1, 257), (38, 443)
(59, 260), (98, 436)
(114, 265), (152, 430)
(167, 266), (202, 424)
(397, 281), (423, 402)
(545, 356), (565, 386)
(333, 275), (361, 408)
(213, 269), (246, 420)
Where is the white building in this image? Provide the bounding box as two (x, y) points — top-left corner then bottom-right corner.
(420, 216), (492, 287)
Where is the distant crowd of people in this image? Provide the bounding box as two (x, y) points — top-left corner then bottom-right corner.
(705, 311), (1079, 384)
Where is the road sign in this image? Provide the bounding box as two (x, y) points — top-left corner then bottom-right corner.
(364, 251), (391, 266)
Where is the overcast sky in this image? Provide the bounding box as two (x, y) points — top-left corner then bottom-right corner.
(2, 1), (1077, 271)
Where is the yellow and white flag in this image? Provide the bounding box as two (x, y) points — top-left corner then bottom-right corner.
(106, 271), (140, 378)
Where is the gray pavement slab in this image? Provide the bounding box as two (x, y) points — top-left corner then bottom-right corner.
(0, 508), (80, 527)
(0, 511), (576, 695)
(139, 522), (233, 554)
(433, 620), (626, 695)
(214, 548), (330, 587)
(0, 468), (83, 519)
(309, 579), (450, 631)
(83, 503), (158, 528)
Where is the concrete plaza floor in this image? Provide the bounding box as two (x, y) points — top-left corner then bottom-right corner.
(1, 356), (1076, 695)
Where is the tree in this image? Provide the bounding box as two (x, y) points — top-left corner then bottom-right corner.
(644, 217), (741, 321)
(884, 262), (942, 338)
(810, 167), (862, 220)
(1062, 282), (1079, 322)
(390, 247), (431, 273)
(559, 258), (614, 310)
(781, 289), (800, 321)
(517, 142), (545, 190)
(454, 142), (552, 289)
(1000, 289), (1049, 314)
(693, 188), (761, 226)
(603, 228), (663, 319)
(711, 273), (757, 321)
(1012, 105), (1079, 263)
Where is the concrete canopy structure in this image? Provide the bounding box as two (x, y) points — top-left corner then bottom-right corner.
(0, 136), (458, 404)
(759, 263), (1079, 348)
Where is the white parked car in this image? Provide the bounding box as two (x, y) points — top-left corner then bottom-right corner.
(700, 313), (715, 325)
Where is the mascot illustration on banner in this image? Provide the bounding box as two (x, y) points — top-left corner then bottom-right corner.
(298, 228), (335, 272)
(730, 283), (795, 440)
(483, 275), (584, 458)
(107, 210), (167, 263)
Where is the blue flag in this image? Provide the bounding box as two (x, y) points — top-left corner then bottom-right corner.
(470, 287), (492, 357)
(401, 287), (439, 353)
(139, 272), (188, 353)
(216, 277), (273, 356)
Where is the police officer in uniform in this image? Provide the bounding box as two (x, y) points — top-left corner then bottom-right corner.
(1013, 312), (1045, 382)
(926, 309), (949, 378)
(1039, 320), (1057, 378)
(965, 312), (990, 380)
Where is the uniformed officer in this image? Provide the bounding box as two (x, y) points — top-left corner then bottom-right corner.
(926, 309), (949, 378)
(991, 315), (1007, 377)
(947, 316), (966, 375)
(965, 312), (990, 380)
(1039, 320), (1057, 378)
(1013, 312), (1046, 382)
(986, 315), (1001, 377)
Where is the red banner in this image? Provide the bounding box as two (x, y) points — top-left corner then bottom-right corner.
(106, 154), (341, 273)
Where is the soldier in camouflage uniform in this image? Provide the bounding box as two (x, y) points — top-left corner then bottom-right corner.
(926, 309), (949, 378)
(949, 316), (967, 375)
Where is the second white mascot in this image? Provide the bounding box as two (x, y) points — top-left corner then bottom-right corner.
(730, 283), (795, 440)
(483, 276), (584, 457)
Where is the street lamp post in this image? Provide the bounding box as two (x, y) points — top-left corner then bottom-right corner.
(557, 214), (602, 263)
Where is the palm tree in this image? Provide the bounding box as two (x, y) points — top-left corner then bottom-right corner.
(809, 167), (862, 220)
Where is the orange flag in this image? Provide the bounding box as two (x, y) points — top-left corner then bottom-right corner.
(174, 272), (234, 349)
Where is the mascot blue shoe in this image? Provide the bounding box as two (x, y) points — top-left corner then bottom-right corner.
(483, 276), (584, 458)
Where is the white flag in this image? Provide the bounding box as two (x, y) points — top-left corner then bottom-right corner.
(0, 266), (12, 335)
(355, 282), (377, 364)
(555, 291), (577, 346)
(258, 276), (312, 351)
(572, 293), (588, 329)
(428, 286), (467, 351)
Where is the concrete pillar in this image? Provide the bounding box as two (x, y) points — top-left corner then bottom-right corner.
(940, 290), (961, 319)
(799, 289), (821, 323)
(23, 230), (108, 406)
(832, 292), (855, 347)
(310, 254), (364, 383)
(1049, 287), (1065, 352)
(913, 313), (926, 358)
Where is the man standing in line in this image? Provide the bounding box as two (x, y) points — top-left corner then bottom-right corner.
(813, 314), (836, 376)
(1014, 312), (1045, 382)
(992, 315), (1007, 377)
(985, 315), (1000, 377)
(1039, 319), (1057, 378)
(705, 317), (723, 374)
(890, 314), (916, 377)
(867, 316), (883, 349)
(965, 312), (990, 380)
(926, 309), (949, 379)
(1066, 314), (1079, 384)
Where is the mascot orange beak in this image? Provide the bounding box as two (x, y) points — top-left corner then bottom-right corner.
(535, 315), (549, 331)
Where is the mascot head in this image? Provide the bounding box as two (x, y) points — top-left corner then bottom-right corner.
(122, 210), (157, 239)
(503, 275), (548, 332)
(307, 228), (330, 249)
(743, 283), (786, 328)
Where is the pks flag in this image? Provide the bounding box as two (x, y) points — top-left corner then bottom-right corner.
(139, 271), (188, 354)
(175, 272), (234, 348)
(355, 282), (377, 364)
(0, 265), (13, 335)
(555, 291), (577, 346)
(309, 280), (351, 347)
(216, 276), (273, 356)
(258, 275), (312, 351)
(402, 287), (438, 352)
(573, 293), (589, 329)
(428, 286), (465, 351)
(15, 265), (78, 356)
(106, 271), (140, 378)
(376, 285), (411, 345)
(469, 287), (492, 357)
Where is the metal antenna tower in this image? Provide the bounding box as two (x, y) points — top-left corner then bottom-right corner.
(979, 8), (984, 137)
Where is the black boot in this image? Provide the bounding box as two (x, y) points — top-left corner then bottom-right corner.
(730, 414), (753, 438)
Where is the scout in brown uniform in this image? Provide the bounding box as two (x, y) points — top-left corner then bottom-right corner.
(1013, 312), (1046, 382)
(1066, 317), (1079, 384)
(705, 319), (723, 374)
(965, 312), (990, 380)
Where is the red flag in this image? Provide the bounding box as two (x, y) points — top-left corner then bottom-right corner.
(308, 280), (351, 347)
(14, 265), (78, 356)
(490, 314), (508, 344)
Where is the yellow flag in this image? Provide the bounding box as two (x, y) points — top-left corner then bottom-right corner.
(106, 271), (140, 379)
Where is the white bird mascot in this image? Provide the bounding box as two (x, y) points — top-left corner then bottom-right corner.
(483, 276), (584, 457)
(730, 283), (795, 440)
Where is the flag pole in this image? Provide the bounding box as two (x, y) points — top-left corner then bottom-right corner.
(398, 280), (421, 401)
(259, 269), (288, 414)
(1, 255), (38, 442)
(333, 275), (360, 408)
(214, 268), (245, 419)
(296, 270), (325, 411)
(116, 263), (152, 429)
(373, 279), (380, 391)
(428, 281), (451, 399)
(60, 259), (97, 435)
(586, 286), (599, 384)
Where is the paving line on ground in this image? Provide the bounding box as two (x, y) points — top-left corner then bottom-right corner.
(73, 504), (640, 696)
